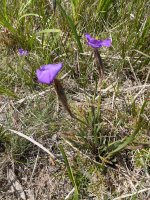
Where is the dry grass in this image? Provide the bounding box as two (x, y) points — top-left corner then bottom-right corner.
(0, 0), (150, 199)
(0, 66), (149, 199)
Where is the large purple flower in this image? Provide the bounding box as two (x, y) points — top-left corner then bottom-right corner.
(85, 33), (112, 48)
(36, 63), (63, 84)
(18, 48), (28, 56)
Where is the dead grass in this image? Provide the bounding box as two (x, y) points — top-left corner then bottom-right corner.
(0, 63), (149, 199)
(0, 0), (150, 198)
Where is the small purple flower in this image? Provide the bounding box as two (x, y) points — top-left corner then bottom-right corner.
(36, 63), (63, 85)
(85, 33), (112, 48)
(18, 48), (28, 56)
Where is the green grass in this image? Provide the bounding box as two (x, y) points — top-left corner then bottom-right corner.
(0, 0), (150, 199)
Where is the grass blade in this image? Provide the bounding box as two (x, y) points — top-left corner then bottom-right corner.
(0, 11), (16, 34)
(105, 99), (148, 159)
(52, 0), (57, 14)
(71, 0), (79, 21)
(57, 1), (83, 53)
(5, 127), (56, 163)
(37, 29), (62, 34)
(0, 86), (18, 98)
(19, 13), (41, 21)
(59, 144), (79, 199)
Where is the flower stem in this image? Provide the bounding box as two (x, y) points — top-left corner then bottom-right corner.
(93, 48), (104, 81)
(54, 79), (74, 117)
(54, 79), (87, 125)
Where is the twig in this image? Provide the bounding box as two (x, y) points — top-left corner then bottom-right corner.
(65, 187), (75, 200)
(113, 187), (150, 200)
(30, 150), (39, 183)
(0, 124), (55, 164)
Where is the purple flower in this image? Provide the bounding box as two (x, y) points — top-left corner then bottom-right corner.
(36, 63), (63, 85)
(85, 33), (112, 48)
(18, 48), (28, 56)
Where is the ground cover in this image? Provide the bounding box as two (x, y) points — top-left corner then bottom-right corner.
(0, 0), (149, 199)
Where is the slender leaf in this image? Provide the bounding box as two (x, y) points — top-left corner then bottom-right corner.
(105, 99), (148, 159)
(19, 13), (41, 21)
(57, 1), (83, 53)
(59, 145), (79, 199)
(37, 29), (62, 34)
(0, 86), (18, 98)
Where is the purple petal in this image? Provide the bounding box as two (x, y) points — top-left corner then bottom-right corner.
(101, 39), (112, 47)
(36, 63), (63, 84)
(85, 33), (112, 48)
(18, 48), (28, 56)
(85, 33), (102, 48)
(85, 33), (92, 41)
